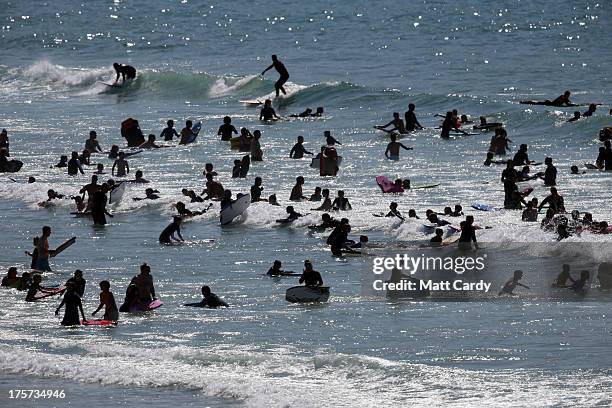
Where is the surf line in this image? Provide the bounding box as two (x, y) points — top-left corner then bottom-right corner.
(373, 279), (492, 292)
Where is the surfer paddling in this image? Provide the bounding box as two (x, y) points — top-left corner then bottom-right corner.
(261, 54), (289, 98)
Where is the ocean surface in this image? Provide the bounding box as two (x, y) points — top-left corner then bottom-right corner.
(0, 1), (611, 407)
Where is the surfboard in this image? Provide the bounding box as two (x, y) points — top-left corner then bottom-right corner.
(184, 302), (206, 307)
(185, 121), (201, 144)
(285, 286), (330, 303)
(598, 263), (612, 289)
(410, 183), (440, 190)
(51, 237), (76, 257)
(442, 235), (461, 246)
(310, 156), (343, 169)
(220, 193), (251, 225)
(422, 224), (437, 232)
(239, 99), (264, 106)
(471, 203), (500, 212)
(375, 176), (403, 193)
(98, 81), (124, 88)
(109, 182), (127, 205)
(585, 163), (600, 170)
(33, 287), (65, 301)
(81, 319), (118, 326)
(129, 299), (163, 313)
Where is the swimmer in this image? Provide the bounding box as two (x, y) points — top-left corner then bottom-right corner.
(67, 151), (84, 175)
(179, 120), (199, 145)
(290, 176), (307, 201)
(430, 228), (444, 245)
(375, 112), (409, 134)
(111, 152), (129, 177)
(132, 170), (149, 183)
(404, 103), (424, 131)
(197, 286), (229, 308)
(250, 177), (266, 202)
(160, 119), (180, 141)
(259, 99), (280, 121)
(217, 116), (238, 141)
(132, 188), (160, 201)
(384, 134), (413, 161)
(299, 260), (323, 287)
(159, 216), (184, 244)
(331, 190), (352, 211)
(85, 131), (103, 153)
(385, 202), (405, 221)
(499, 270), (530, 295)
(312, 189), (332, 211)
(55, 281), (86, 326)
(290, 136), (313, 159)
(267, 260), (297, 276)
(91, 280), (119, 321)
(276, 206), (303, 223)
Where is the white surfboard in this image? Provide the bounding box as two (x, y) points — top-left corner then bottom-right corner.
(286, 286), (330, 303)
(109, 182), (127, 205)
(220, 193), (251, 225)
(239, 99), (264, 106)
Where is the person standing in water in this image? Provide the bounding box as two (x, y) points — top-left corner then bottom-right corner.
(92, 280), (119, 321)
(384, 134), (413, 160)
(404, 103), (424, 131)
(113, 63), (136, 84)
(55, 281), (86, 326)
(261, 55), (289, 98)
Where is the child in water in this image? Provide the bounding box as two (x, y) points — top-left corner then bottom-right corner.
(92, 280), (119, 321)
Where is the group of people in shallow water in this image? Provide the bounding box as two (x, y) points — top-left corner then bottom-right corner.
(1, 261), (232, 325)
(2, 71), (611, 317)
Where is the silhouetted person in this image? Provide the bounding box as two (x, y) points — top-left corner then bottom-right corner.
(261, 55), (289, 97)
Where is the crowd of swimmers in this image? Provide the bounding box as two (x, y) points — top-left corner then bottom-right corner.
(2, 60), (611, 315)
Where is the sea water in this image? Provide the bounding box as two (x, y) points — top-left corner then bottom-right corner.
(0, 1), (611, 407)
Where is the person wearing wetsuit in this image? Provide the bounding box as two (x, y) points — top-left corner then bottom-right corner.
(267, 260), (295, 276)
(113, 63), (136, 84)
(290, 136), (313, 159)
(55, 281), (85, 326)
(217, 116), (238, 141)
(199, 286), (229, 308)
(67, 151), (84, 175)
(261, 55), (289, 97)
(327, 223), (351, 256)
(542, 157), (557, 186)
(299, 260), (323, 286)
(259, 99), (280, 121)
(538, 187), (565, 214)
(159, 216), (184, 244)
(512, 144), (532, 165)
(91, 185), (110, 226)
(404, 103), (424, 131)
(458, 215), (478, 250)
(160, 120), (180, 141)
(250, 177), (265, 202)
(66, 269), (86, 297)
